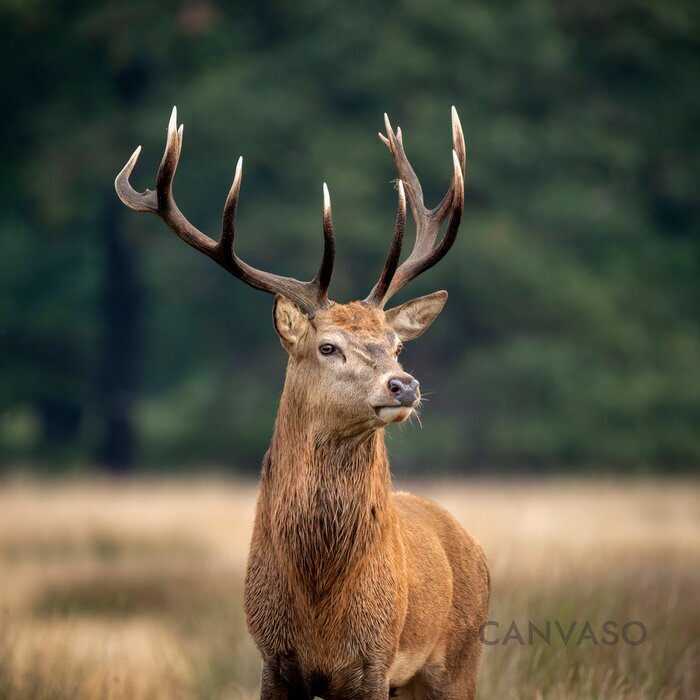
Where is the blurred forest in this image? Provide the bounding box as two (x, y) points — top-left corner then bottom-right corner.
(1, 0), (698, 474)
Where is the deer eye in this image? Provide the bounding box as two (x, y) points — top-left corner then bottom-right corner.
(319, 344), (336, 355)
(395, 344), (403, 357)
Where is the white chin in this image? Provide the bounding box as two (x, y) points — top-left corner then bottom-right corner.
(376, 406), (413, 424)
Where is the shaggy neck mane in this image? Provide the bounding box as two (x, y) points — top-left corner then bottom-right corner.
(259, 369), (394, 602)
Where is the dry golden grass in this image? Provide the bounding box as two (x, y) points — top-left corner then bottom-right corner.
(0, 476), (697, 699)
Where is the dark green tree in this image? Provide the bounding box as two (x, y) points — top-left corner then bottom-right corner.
(1, 0), (698, 472)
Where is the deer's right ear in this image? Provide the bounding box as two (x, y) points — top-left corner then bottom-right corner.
(385, 290), (448, 341)
(273, 295), (310, 352)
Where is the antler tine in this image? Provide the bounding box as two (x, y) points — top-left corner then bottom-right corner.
(387, 151), (463, 297)
(220, 155), (244, 257)
(219, 168), (335, 310)
(364, 180), (406, 306)
(115, 107), (218, 258)
(315, 183), (336, 296)
(430, 106), (466, 223)
(115, 107), (336, 316)
(367, 108), (466, 307)
(382, 113), (426, 231)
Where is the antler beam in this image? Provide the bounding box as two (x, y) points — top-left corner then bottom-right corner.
(115, 107), (335, 316)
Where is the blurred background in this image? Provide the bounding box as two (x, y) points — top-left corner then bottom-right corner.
(1, 3), (699, 699)
(2, 0), (698, 476)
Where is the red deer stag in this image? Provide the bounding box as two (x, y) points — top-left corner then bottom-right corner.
(115, 107), (490, 700)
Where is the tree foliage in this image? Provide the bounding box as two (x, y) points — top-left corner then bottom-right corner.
(1, 0), (698, 472)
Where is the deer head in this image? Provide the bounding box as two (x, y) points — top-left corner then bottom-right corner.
(115, 108), (465, 437)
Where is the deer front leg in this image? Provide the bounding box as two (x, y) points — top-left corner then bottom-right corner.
(333, 665), (390, 700)
(350, 680), (390, 700)
(361, 680), (391, 700)
(259, 657), (310, 700)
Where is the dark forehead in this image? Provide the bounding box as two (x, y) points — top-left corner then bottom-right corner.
(315, 301), (395, 343)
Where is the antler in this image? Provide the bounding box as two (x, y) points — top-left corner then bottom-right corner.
(365, 107), (465, 308)
(115, 107), (335, 316)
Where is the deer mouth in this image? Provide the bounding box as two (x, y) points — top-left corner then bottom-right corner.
(373, 405), (414, 424)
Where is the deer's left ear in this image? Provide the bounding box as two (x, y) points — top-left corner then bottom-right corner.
(273, 294), (310, 352)
(385, 290), (448, 341)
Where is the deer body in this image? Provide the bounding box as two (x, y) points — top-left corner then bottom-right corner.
(244, 302), (489, 699)
(116, 107), (490, 699)
(246, 436), (489, 700)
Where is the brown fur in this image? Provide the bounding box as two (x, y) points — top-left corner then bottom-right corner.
(324, 302), (388, 335)
(244, 298), (490, 699)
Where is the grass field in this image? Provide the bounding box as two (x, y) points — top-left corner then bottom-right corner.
(0, 476), (697, 699)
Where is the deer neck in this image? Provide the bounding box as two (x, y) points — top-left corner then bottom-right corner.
(259, 383), (394, 596)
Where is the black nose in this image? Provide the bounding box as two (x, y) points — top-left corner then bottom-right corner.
(387, 376), (420, 407)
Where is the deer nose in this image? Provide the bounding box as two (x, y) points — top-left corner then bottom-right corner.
(387, 376), (420, 407)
